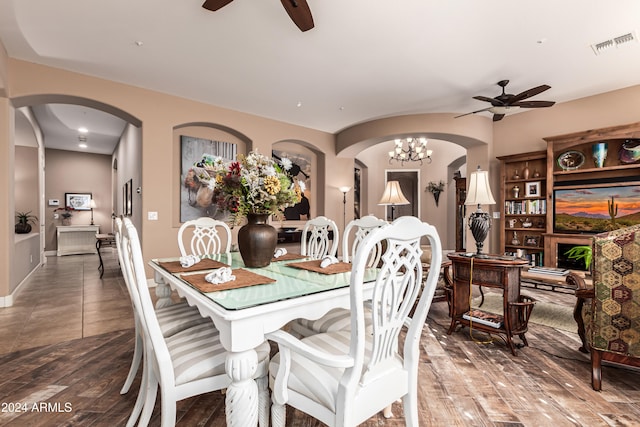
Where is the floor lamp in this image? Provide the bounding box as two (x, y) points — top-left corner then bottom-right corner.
(378, 180), (410, 221)
(89, 199), (97, 226)
(464, 166), (496, 257)
(339, 186), (351, 230)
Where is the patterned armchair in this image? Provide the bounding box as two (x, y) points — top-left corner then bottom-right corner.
(569, 224), (640, 391)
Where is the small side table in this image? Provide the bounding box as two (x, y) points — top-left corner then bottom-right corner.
(96, 233), (116, 278)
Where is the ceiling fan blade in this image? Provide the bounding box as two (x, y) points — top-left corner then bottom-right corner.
(281, 0), (314, 32)
(472, 95), (505, 106)
(512, 100), (556, 108)
(509, 84), (551, 104)
(493, 113), (505, 122)
(454, 106), (493, 118)
(202, 0), (234, 11)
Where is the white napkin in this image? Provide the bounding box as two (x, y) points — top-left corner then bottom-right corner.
(179, 255), (200, 268)
(320, 255), (339, 268)
(205, 267), (236, 284)
(273, 247), (288, 258)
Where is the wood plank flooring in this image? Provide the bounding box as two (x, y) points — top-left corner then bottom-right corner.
(0, 250), (639, 426)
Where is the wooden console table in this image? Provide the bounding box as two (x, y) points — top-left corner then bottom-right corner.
(447, 253), (534, 355)
(56, 225), (100, 256)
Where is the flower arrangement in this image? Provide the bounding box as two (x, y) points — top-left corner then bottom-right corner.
(188, 151), (302, 225)
(54, 206), (75, 219)
(427, 180), (446, 207)
(427, 180), (445, 194)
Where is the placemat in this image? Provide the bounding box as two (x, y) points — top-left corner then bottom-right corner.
(271, 252), (307, 262)
(158, 258), (229, 273)
(181, 268), (276, 292)
(287, 259), (353, 275)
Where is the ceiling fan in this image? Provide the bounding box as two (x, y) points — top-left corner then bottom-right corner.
(202, 0), (314, 32)
(456, 80), (555, 121)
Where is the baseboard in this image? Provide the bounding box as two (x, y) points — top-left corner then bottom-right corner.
(1, 262), (42, 307)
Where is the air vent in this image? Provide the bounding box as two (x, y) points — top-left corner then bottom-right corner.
(592, 31), (637, 55)
(78, 135), (87, 142)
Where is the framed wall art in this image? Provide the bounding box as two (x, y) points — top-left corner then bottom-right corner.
(180, 135), (237, 222)
(65, 193), (92, 211)
(123, 179), (133, 216)
(525, 181), (541, 197)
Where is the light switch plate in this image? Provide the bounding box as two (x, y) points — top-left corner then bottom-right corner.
(48, 199), (60, 206)
(492, 211), (500, 219)
(148, 211), (158, 220)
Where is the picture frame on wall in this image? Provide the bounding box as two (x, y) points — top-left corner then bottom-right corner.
(123, 179), (133, 216)
(525, 181), (541, 198)
(65, 193), (92, 210)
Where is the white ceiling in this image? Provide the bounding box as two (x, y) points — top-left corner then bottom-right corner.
(2, 0), (640, 154)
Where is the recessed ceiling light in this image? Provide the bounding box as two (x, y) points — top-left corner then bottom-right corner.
(78, 143), (88, 149)
(296, 101), (302, 108)
(78, 127), (88, 133)
(135, 41), (144, 47)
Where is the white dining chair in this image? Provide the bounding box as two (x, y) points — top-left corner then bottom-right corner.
(114, 218), (210, 401)
(120, 218), (271, 427)
(300, 216), (339, 259)
(267, 216), (442, 427)
(289, 215), (386, 338)
(177, 217), (232, 256)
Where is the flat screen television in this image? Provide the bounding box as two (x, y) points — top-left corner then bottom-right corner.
(554, 182), (640, 234)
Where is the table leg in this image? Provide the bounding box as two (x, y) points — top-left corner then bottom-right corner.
(225, 349), (259, 426)
(96, 240), (105, 278)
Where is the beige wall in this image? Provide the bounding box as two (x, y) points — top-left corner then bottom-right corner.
(4, 58), (343, 281)
(3, 44), (640, 298)
(44, 149), (113, 252)
(14, 145), (39, 223)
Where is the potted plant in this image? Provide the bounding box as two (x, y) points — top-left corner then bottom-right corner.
(54, 206), (74, 225)
(427, 180), (445, 207)
(15, 211), (38, 234)
(564, 245), (592, 271)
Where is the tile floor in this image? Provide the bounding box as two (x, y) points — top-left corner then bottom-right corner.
(0, 248), (133, 355)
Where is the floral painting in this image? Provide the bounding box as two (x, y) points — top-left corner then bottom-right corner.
(180, 136), (237, 222)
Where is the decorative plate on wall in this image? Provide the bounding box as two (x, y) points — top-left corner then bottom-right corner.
(557, 150), (585, 171)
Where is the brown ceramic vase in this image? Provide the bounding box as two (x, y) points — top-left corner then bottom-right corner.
(237, 213), (277, 267)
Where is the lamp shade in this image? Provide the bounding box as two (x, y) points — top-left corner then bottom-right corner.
(464, 167), (495, 206)
(89, 199), (97, 209)
(378, 181), (410, 205)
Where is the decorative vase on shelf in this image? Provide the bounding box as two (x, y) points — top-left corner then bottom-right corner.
(512, 185), (520, 198)
(592, 142), (608, 168)
(522, 162), (530, 179)
(237, 213), (277, 268)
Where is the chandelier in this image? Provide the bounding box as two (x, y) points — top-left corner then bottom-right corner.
(388, 137), (433, 165)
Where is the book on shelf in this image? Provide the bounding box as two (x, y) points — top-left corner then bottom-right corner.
(527, 266), (570, 276)
(462, 309), (504, 328)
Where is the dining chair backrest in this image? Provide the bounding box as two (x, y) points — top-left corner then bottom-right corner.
(341, 215), (387, 265)
(300, 216), (339, 259)
(120, 218), (270, 427)
(269, 216), (442, 426)
(177, 217), (231, 256)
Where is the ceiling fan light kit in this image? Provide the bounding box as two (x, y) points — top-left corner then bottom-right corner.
(456, 79), (555, 121)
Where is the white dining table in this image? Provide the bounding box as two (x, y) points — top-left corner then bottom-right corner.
(149, 252), (377, 427)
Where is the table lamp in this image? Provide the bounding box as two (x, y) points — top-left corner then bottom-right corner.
(378, 180), (409, 221)
(464, 166), (495, 257)
(89, 199), (97, 225)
